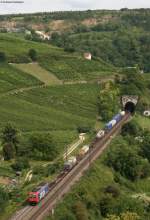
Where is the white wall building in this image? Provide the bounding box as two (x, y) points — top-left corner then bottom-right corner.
(84, 53), (92, 60)
(35, 31), (50, 40)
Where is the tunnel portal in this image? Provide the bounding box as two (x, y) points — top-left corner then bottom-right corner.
(122, 95), (138, 114)
(124, 101), (136, 113)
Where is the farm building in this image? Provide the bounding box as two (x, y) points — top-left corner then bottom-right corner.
(35, 31), (50, 40)
(84, 53), (92, 60)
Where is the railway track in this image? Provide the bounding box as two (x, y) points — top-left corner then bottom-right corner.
(10, 112), (130, 220)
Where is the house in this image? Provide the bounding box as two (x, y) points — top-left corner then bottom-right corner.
(35, 31), (50, 40)
(84, 52), (92, 60)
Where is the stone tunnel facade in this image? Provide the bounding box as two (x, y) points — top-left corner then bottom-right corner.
(122, 95), (139, 113)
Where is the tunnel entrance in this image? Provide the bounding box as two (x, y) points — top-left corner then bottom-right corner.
(124, 101), (135, 114)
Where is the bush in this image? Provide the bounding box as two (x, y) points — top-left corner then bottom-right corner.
(106, 144), (150, 181)
(3, 142), (15, 160)
(121, 121), (141, 136)
(29, 133), (58, 160)
(73, 201), (89, 220)
(11, 158), (30, 171)
(0, 52), (6, 63)
(104, 185), (120, 198)
(77, 126), (91, 133)
(0, 187), (9, 212)
(28, 49), (37, 61)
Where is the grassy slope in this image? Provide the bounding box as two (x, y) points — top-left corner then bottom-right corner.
(0, 84), (99, 132)
(0, 64), (41, 93)
(40, 55), (116, 81)
(0, 33), (62, 59)
(0, 33), (117, 81)
(12, 63), (62, 85)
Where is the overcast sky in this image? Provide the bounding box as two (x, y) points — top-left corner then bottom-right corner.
(0, 0), (150, 15)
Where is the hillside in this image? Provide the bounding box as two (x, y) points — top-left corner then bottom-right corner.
(0, 9), (150, 220)
(1, 9), (150, 72)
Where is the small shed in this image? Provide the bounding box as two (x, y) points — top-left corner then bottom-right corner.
(84, 53), (92, 60)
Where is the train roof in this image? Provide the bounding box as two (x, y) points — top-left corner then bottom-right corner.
(31, 182), (48, 192)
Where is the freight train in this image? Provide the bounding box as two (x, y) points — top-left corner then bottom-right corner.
(28, 183), (49, 204)
(28, 110), (126, 204)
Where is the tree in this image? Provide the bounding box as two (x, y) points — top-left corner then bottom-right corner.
(104, 185), (120, 198)
(73, 201), (89, 220)
(0, 52), (6, 63)
(29, 133), (58, 160)
(141, 135), (150, 162)
(3, 142), (15, 160)
(121, 121), (140, 137)
(11, 158), (30, 171)
(97, 84), (119, 121)
(0, 187), (9, 212)
(106, 144), (150, 181)
(99, 195), (115, 217)
(1, 123), (19, 154)
(28, 49), (37, 61)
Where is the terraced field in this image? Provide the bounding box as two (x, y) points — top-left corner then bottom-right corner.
(0, 84), (99, 132)
(40, 55), (116, 81)
(0, 64), (41, 94)
(0, 33), (63, 62)
(12, 63), (62, 85)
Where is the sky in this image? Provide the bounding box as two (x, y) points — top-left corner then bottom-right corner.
(0, 0), (150, 15)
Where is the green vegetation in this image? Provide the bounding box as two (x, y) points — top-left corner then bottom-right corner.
(48, 123), (150, 220)
(39, 54), (115, 81)
(0, 187), (9, 212)
(0, 64), (41, 94)
(0, 84), (99, 131)
(13, 63), (61, 85)
(97, 82), (119, 121)
(0, 8), (150, 220)
(0, 33), (62, 63)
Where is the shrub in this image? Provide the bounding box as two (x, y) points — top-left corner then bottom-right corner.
(11, 158), (30, 171)
(0, 187), (9, 212)
(0, 52), (6, 63)
(28, 49), (37, 61)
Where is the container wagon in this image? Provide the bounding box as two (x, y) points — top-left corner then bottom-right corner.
(64, 156), (77, 171)
(28, 182), (49, 204)
(105, 119), (116, 131)
(120, 111), (125, 116)
(96, 130), (105, 139)
(78, 145), (89, 158)
(113, 114), (122, 123)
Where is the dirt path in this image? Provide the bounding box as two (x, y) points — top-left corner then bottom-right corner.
(0, 84), (47, 98)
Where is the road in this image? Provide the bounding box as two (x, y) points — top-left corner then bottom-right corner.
(10, 113), (130, 220)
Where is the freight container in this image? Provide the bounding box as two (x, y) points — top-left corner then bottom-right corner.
(113, 114), (122, 123)
(120, 111), (125, 116)
(96, 130), (105, 138)
(79, 145), (89, 157)
(105, 119), (116, 131)
(64, 156), (77, 170)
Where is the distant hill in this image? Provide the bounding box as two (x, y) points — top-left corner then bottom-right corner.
(0, 9), (150, 72)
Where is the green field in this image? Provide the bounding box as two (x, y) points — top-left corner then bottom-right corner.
(135, 114), (150, 130)
(0, 64), (41, 94)
(40, 55), (116, 81)
(0, 84), (99, 131)
(12, 63), (62, 85)
(0, 33), (63, 62)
